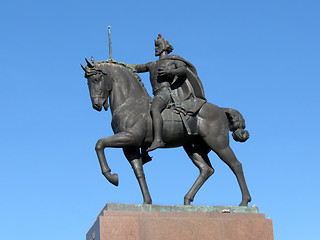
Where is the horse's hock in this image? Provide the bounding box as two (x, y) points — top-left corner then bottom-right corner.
(86, 203), (274, 240)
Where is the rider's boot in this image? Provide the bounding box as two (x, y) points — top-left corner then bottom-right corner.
(147, 139), (165, 152)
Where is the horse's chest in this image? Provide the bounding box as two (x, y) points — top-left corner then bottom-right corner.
(111, 100), (148, 134)
(111, 112), (133, 134)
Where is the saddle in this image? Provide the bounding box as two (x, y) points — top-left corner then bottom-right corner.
(168, 97), (206, 117)
(161, 97), (206, 135)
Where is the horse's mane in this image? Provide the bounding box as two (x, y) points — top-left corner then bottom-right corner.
(93, 60), (150, 96)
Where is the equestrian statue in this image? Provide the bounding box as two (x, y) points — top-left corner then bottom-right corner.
(81, 32), (252, 206)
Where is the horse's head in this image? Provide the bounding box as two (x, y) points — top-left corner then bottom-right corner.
(81, 59), (113, 111)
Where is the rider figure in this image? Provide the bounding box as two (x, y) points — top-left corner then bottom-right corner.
(130, 34), (205, 152)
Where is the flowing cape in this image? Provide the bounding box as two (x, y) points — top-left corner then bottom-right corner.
(164, 55), (206, 101)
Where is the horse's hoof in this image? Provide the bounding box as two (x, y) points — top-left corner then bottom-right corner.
(239, 201), (248, 206)
(110, 173), (119, 186)
(104, 172), (119, 186)
(143, 200), (152, 205)
(239, 196), (251, 206)
(184, 197), (193, 205)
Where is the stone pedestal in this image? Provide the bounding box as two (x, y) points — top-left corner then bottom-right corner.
(86, 203), (274, 240)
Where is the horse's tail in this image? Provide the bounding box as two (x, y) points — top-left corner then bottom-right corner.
(222, 108), (250, 142)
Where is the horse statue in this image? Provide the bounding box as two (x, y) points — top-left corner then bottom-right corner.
(81, 59), (252, 206)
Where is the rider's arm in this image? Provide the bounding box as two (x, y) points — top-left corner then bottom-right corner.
(171, 61), (188, 76)
(127, 62), (152, 73)
(158, 61), (188, 78)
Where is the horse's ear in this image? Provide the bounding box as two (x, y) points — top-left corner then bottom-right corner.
(85, 58), (94, 68)
(80, 63), (86, 72)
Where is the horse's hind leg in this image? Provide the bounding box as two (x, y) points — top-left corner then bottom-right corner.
(123, 147), (152, 204)
(213, 145), (251, 206)
(183, 144), (214, 205)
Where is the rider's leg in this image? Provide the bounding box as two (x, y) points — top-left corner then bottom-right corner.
(147, 96), (167, 151)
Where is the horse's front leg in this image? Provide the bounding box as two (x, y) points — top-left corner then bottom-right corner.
(123, 147), (152, 204)
(95, 132), (138, 186)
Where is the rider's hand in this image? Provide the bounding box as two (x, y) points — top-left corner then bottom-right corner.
(158, 67), (173, 78)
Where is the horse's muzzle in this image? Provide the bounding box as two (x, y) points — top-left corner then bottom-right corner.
(91, 97), (106, 111)
(93, 103), (102, 111)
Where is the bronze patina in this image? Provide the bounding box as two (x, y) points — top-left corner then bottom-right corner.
(81, 33), (251, 206)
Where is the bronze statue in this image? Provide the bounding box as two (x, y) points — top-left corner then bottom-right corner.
(81, 34), (251, 206)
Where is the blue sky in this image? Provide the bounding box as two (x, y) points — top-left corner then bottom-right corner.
(1, 1), (319, 239)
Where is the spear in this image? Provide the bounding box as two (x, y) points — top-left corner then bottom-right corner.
(107, 26), (113, 60)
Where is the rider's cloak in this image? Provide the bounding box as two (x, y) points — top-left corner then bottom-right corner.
(164, 55), (206, 102)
